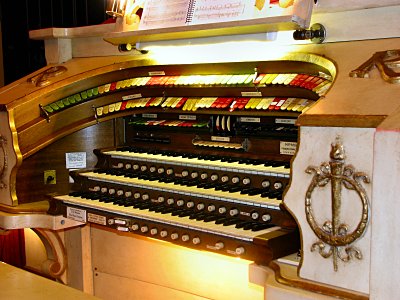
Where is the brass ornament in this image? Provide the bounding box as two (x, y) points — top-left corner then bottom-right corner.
(27, 65), (67, 87)
(0, 135), (7, 189)
(305, 137), (370, 271)
(349, 49), (400, 84)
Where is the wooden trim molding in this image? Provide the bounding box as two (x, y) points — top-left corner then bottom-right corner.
(268, 261), (369, 300)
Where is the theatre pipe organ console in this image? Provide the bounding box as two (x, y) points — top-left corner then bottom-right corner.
(0, 45), (339, 290)
(1, 55), (333, 258)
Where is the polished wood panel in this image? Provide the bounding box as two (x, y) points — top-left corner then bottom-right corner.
(16, 120), (119, 205)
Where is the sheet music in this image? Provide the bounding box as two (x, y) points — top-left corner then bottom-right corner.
(139, 0), (191, 29)
(139, 0), (305, 30)
(189, 0), (253, 25)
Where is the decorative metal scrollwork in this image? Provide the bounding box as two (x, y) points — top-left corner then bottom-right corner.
(349, 49), (400, 84)
(0, 135), (7, 189)
(305, 137), (370, 271)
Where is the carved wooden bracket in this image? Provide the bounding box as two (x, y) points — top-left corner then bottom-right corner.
(32, 228), (67, 282)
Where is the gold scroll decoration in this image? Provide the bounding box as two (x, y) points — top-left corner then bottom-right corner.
(27, 66), (67, 87)
(0, 135), (7, 189)
(349, 49), (400, 84)
(305, 137), (370, 271)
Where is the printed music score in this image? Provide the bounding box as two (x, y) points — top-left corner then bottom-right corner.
(139, 0), (191, 29)
(139, 0), (307, 30)
(189, 0), (253, 25)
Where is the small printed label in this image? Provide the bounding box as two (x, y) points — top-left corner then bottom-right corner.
(65, 152), (86, 169)
(148, 71), (166, 76)
(67, 207), (86, 223)
(241, 91), (262, 97)
(280, 141), (297, 155)
(239, 117), (260, 123)
(122, 93), (142, 100)
(211, 136), (230, 142)
(117, 226), (129, 232)
(87, 213), (106, 225)
(206, 245), (218, 251)
(276, 118), (296, 125)
(142, 113), (157, 118)
(179, 115), (196, 120)
(115, 219), (127, 225)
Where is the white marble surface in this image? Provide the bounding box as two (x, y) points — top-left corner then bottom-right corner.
(369, 130), (400, 299)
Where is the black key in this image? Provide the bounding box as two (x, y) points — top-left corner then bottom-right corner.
(152, 205), (167, 213)
(271, 161), (284, 167)
(201, 183), (215, 189)
(220, 185), (232, 192)
(133, 202), (150, 209)
(228, 186), (242, 193)
(242, 222), (259, 230)
(252, 159), (265, 165)
(207, 155), (219, 161)
(214, 184), (226, 191)
(162, 177), (175, 183)
(197, 182), (208, 188)
(124, 172), (138, 178)
(123, 200), (134, 207)
(194, 213), (208, 221)
(240, 188), (253, 195)
(215, 217), (229, 224)
(171, 209), (186, 216)
(178, 210), (193, 217)
(235, 221), (251, 229)
(189, 212), (205, 220)
(237, 159), (249, 164)
(174, 178), (185, 185)
(113, 199), (125, 206)
(159, 207), (176, 214)
(264, 161), (274, 167)
(69, 191), (83, 197)
(203, 215), (220, 222)
(148, 204), (161, 212)
(157, 176), (168, 182)
(222, 218), (241, 226)
(246, 188), (264, 196)
(251, 223), (276, 231)
(101, 196), (115, 203)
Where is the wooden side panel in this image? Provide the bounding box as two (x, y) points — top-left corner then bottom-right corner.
(16, 120), (119, 204)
